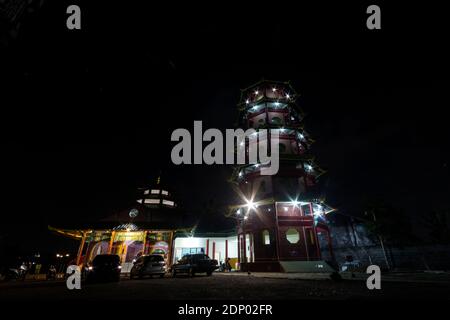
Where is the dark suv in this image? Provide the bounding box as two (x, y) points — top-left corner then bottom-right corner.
(172, 254), (218, 277)
(130, 255), (166, 279)
(85, 254), (121, 282)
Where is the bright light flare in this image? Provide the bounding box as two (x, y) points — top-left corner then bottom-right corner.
(246, 199), (256, 210)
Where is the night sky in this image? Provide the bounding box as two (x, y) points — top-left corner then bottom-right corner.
(1, 1), (449, 258)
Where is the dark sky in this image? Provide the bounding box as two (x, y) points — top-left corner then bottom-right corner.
(1, 1), (449, 257)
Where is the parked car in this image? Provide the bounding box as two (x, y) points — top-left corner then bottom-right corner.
(130, 255), (166, 279)
(0, 266), (20, 282)
(172, 254), (218, 277)
(85, 254), (121, 282)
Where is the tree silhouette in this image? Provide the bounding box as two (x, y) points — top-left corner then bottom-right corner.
(363, 200), (415, 246)
(422, 211), (450, 244)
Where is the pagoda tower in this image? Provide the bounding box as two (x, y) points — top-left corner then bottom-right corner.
(230, 80), (335, 272)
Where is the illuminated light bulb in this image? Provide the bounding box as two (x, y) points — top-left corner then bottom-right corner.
(284, 207), (288, 212)
(272, 87), (276, 92)
(286, 94), (290, 99)
(255, 90), (259, 95)
(244, 216), (248, 220)
(246, 199), (256, 210)
(246, 99), (250, 104)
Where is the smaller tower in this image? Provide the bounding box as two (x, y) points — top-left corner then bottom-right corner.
(137, 185), (177, 209)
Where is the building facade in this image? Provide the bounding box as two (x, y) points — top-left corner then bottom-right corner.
(230, 80), (335, 272)
(50, 182), (190, 272)
(51, 183), (240, 272)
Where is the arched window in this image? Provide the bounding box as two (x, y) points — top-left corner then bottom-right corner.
(286, 228), (300, 244)
(271, 116), (282, 125)
(262, 230), (270, 245)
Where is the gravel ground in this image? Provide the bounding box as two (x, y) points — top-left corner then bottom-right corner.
(1, 273), (449, 300)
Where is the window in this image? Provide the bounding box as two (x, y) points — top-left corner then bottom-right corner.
(263, 230), (270, 245)
(162, 200), (175, 206)
(151, 189), (160, 194)
(308, 229), (315, 245)
(271, 116), (282, 125)
(161, 190), (169, 196)
(245, 233), (254, 263)
(301, 204), (312, 216)
(144, 199), (160, 204)
(286, 228), (300, 244)
(181, 247), (204, 256)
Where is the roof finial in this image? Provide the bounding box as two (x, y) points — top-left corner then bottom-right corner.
(156, 170), (162, 185)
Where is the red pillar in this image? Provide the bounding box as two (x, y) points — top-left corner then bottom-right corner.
(206, 239), (209, 257)
(212, 242), (216, 261)
(225, 239), (228, 260)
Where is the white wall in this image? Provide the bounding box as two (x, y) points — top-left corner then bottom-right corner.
(174, 236), (238, 264)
